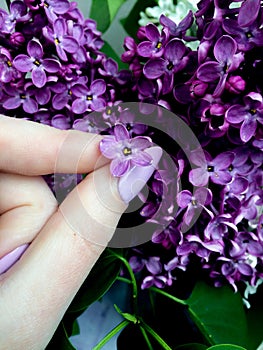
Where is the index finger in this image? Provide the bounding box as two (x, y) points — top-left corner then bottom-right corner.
(0, 115), (108, 175)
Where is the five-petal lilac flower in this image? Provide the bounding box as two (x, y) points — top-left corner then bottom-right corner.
(99, 123), (153, 177)
(43, 17), (79, 61)
(13, 39), (61, 88)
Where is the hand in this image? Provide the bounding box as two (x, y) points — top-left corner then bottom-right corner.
(0, 115), (127, 349)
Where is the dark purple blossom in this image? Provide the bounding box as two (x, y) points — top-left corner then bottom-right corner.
(197, 35), (244, 97)
(137, 23), (168, 58)
(226, 92), (263, 142)
(0, 0), (29, 33)
(13, 40), (60, 88)
(159, 11), (194, 39)
(144, 38), (188, 94)
(177, 187), (213, 226)
(99, 123), (153, 177)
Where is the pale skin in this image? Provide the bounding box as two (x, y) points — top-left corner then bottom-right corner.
(0, 115), (127, 350)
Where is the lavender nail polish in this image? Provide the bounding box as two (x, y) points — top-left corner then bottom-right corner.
(118, 146), (163, 203)
(0, 244), (29, 275)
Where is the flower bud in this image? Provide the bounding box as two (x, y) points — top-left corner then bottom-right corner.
(190, 80), (208, 97)
(10, 32), (25, 46)
(226, 75), (246, 94)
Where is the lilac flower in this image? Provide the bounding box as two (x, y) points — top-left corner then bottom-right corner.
(0, 0), (29, 33)
(121, 37), (137, 63)
(204, 214), (238, 241)
(189, 151), (234, 186)
(42, 17), (79, 61)
(143, 38), (188, 94)
(197, 35), (244, 97)
(99, 123), (153, 177)
(226, 92), (263, 142)
(159, 11), (194, 38)
(0, 48), (19, 83)
(98, 58), (132, 85)
(3, 83), (38, 113)
(137, 23), (168, 58)
(177, 187), (213, 226)
(40, 0), (70, 22)
(71, 79), (106, 113)
(13, 40), (60, 88)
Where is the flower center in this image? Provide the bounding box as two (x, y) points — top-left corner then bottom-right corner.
(7, 60), (12, 67)
(191, 199), (197, 206)
(54, 38), (60, 45)
(156, 42), (162, 49)
(167, 62), (174, 71)
(250, 109), (256, 115)
(207, 165), (214, 172)
(34, 59), (41, 66)
(122, 147), (132, 156)
(20, 94), (26, 99)
(44, 1), (49, 8)
(87, 95), (93, 101)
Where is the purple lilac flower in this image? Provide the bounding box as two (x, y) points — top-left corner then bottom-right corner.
(71, 79), (106, 113)
(43, 17), (79, 61)
(137, 23), (168, 58)
(99, 123), (153, 177)
(189, 151), (234, 186)
(40, 0), (70, 23)
(0, 0), (29, 34)
(0, 48), (19, 83)
(197, 35), (244, 97)
(177, 187), (213, 226)
(226, 92), (263, 142)
(159, 11), (194, 39)
(144, 38), (188, 94)
(3, 83), (38, 113)
(13, 40), (61, 88)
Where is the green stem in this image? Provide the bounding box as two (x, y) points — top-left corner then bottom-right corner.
(116, 276), (132, 284)
(140, 320), (173, 350)
(140, 325), (154, 350)
(93, 320), (129, 350)
(149, 286), (188, 306)
(109, 250), (139, 315)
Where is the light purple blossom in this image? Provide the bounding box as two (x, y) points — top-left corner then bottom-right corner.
(99, 123), (153, 177)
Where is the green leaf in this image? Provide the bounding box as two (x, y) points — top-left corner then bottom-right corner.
(46, 322), (76, 350)
(120, 0), (156, 39)
(100, 40), (128, 70)
(175, 343), (208, 350)
(186, 282), (248, 347)
(207, 345), (247, 350)
(68, 248), (124, 313)
(114, 304), (138, 323)
(71, 320), (80, 336)
(89, 0), (126, 33)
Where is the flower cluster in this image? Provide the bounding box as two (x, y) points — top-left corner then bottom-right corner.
(123, 0), (263, 293)
(0, 0), (134, 190)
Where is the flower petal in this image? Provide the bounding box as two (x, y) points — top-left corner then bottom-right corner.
(42, 58), (61, 72)
(131, 136), (152, 150)
(62, 36), (79, 53)
(28, 39), (43, 59)
(32, 67), (46, 88)
(132, 151), (152, 166)
(99, 136), (118, 159)
(240, 118), (257, 142)
(90, 79), (106, 96)
(110, 158), (130, 177)
(114, 124), (130, 141)
(143, 58), (166, 79)
(13, 54), (33, 72)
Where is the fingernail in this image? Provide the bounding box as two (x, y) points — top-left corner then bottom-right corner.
(118, 146), (163, 204)
(0, 244), (29, 275)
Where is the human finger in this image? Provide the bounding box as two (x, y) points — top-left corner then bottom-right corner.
(0, 115), (108, 175)
(0, 173), (57, 258)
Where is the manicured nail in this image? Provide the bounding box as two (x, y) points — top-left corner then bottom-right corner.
(0, 244), (29, 275)
(118, 146), (163, 203)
